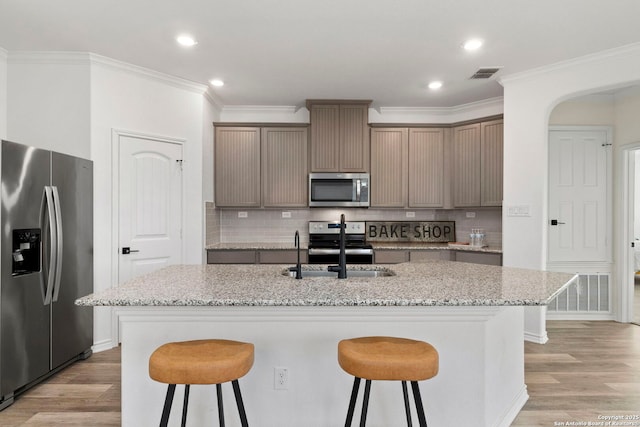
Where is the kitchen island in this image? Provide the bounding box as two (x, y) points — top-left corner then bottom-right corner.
(77, 261), (576, 427)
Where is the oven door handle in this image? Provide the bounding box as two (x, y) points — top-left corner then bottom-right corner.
(308, 248), (374, 255)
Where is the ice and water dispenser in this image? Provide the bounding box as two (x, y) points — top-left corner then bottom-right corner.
(12, 228), (41, 276)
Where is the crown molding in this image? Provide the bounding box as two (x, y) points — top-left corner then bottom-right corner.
(371, 97), (504, 124)
(88, 53), (207, 95)
(219, 105), (310, 123)
(204, 88), (224, 111)
(499, 42), (640, 85)
(8, 51), (91, 65)
(6, 51), (208, 95)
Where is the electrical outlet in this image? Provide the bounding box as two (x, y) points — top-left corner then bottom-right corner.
(282, 211), (292, 218)
(274, 367), (289, 390)
(466, 212), (476, 218)
(406, 211), (415, 218)
(238, 211), (248, 218)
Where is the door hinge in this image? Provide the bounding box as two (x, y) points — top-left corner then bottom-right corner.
(633, 242), (636, 248)
(601, 142), (612, 147)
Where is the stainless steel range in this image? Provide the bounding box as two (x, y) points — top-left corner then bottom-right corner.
(307, 221), (373, 264)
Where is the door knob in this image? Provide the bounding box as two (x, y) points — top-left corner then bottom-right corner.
(122, 247), (140, 254)
(550, 219), (566, 226)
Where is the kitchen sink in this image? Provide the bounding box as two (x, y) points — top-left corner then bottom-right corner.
(284, 268), (395, 278)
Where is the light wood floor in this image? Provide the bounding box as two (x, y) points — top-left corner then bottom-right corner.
(0, 321), (638, 426)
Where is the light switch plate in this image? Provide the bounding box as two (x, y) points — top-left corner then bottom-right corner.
(238, 211), (248, 218)
(466, 212), (476, 218)
(406, 212), (415, 218)
(282, 211), (291, 218)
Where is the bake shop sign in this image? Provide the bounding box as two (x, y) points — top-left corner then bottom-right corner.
(366, 221), (455, 243)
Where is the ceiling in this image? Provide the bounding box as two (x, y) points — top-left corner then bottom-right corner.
(0, 0), (639, 108)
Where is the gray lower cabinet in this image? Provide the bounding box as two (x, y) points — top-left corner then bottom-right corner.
(258, 250), (308, 264)
(207, 250), (257, 264)
(207, 250), (307, 264)
(373, 249), (501, 265)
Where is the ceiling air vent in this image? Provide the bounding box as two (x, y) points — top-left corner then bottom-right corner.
(469, 67), (501, 79)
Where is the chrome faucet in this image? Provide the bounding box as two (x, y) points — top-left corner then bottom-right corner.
(289, 230), (302, 279)
(328, 213), (347, 279)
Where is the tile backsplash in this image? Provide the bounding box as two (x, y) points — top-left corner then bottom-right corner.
(206, 206), (502, 247)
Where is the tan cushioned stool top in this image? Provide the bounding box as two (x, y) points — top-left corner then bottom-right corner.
(149, 339), (254, 385)
(338, 336), (438, 381)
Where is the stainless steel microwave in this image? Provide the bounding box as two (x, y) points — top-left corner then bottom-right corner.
(308, 173), (370, 207)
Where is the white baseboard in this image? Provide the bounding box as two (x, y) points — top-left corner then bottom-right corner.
(524, 330), (548, 344)
(494, 385), (529, 427)
(91, 338), (117, 353)
(547, 312), (615, 321)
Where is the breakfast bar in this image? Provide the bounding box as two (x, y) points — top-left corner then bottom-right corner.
(77, 261), (577, 427)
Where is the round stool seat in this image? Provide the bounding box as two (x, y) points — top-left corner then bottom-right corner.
(338, 336), (438, 381)
(149, 339), (254, 385)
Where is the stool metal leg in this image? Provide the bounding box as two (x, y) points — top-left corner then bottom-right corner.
(410, 381), (428, 427)
(232, 379), (249, 427)
(344, 377), (361, 427)
(181, 384), (190, 427)
(402, 381), (413, 427)
(217, 383), (225, 427)
(359, 379), (371, 427)
(160, 384), (176, 427)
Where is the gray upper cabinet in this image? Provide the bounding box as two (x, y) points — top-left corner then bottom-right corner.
(452, 119), (503, 207)
(261, 127), (308, 207)
(215, 127), (261, 207)
(408, 128), (445, 208)
(480, 120), (503, 206)
(215, 125), (308, 208)
(370, 128), (408, 207)
(370, 127), (445, 208)
(308, 100), (371, 172)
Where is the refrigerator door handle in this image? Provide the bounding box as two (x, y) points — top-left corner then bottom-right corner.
(41, 186), (57, 306)
(51, 186), (63, 302)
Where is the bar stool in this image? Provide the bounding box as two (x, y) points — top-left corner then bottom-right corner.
(149, 339), (254, 427)
(338, 336), (439, 427)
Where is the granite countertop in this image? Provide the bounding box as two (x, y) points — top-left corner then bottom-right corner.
(76, 261), (575, 307)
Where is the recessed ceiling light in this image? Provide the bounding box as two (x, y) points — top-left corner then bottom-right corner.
(176, 35), (197, 47)
(210, 79), (224, 87)
(428, 81), (443, 90)
(463, 39), (483, 51)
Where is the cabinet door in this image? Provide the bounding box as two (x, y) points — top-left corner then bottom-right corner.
(408, 128), (445, 207)
(310, 104), (340, 172)
(452, 123), (481, 207)
(215, 127), (261, 207)
(370, 128), (408, 207)
(339, 104), (369, 172)
(262, 127), (308, 207)
(480, 119), (503, 206)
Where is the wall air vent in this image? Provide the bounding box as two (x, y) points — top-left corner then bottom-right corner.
(469, 67), (501, 79)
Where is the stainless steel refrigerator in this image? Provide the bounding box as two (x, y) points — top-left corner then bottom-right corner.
(0, 140), (93, 410)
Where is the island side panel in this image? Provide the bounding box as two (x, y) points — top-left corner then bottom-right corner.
(118, 306), (525, 427)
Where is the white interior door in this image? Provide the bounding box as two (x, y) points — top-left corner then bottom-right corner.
(548, 129), (610, 263)
(118, 135), (183, 283)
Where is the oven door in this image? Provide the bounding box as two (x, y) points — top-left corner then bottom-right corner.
(307, 248), (374, 264)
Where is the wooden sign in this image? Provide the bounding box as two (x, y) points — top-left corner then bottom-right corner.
(366, 221), (456, 243)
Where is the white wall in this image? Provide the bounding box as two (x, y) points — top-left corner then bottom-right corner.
(89, 56), (208, 348)
(500, 43), (640, 329)
(548, 94), (615, 126)
(0, 48), (7, 140)
(6, 52), (91, 158)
